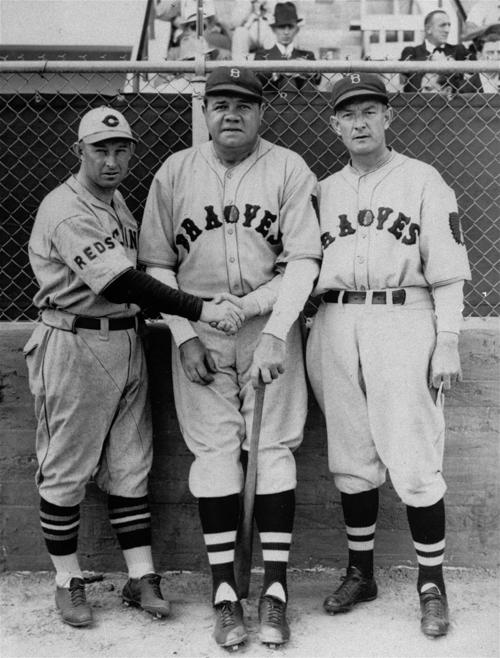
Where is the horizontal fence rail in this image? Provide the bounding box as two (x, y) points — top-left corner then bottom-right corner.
(0, 61), (498, 319)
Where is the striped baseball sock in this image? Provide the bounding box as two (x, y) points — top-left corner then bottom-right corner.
(406, 498), (446, 595)
(199, 494), (239, 604)
(108, 495), (154, 578)
(254, 489), (295, 603)
(40, 497), (83, 587)
(341, 489), (379, 578)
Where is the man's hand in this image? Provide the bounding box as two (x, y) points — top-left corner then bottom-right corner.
(211, 293), (261, 334)
(200, 299), (245, 335)
(250, 333), (286, 388)
(179, 337), (217, 385)
(429, 332), (462, 390)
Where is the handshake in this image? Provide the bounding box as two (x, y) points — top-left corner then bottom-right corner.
(200, 293), (254, 335)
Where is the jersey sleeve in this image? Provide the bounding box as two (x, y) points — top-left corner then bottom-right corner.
(138, 164), (178, 269)
(419, 169), (471, 286)
(51, 215), (136, 295)
(276, 156), (322, 265)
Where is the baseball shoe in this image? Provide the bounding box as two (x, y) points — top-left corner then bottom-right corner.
(122, 573), (170, 618)
(420, 586), (449, 638)
(323, 566), (377, 614)
(55, 577), (93, 627)
(213, 600), (247, 649)
(258, 595), (290, 647)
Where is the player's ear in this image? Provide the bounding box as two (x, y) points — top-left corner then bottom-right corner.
(383, 105), (393, 129)
(329, 115), (341, 136)
(259, 102), (266, 121)
(72, 141), (83, 159)
(128, 142), (136, 156)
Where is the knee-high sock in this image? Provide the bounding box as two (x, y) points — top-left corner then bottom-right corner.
(40, 497), (82, 587)
(108, 495), (154, 578)
(407, 498), (446, 595)
(341, 489), (379, 578)
(254, 489), (295, 602)
(199, 494), (239, 603)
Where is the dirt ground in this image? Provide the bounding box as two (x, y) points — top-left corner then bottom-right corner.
(1, 567), (498, 658)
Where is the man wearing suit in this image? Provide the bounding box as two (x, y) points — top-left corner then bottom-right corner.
(400, 10), (469, 92)
(254, 2), (320, 92)
(460, 30), (500, 91)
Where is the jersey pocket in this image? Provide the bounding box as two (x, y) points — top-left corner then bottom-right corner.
(23, 324), (51, 396)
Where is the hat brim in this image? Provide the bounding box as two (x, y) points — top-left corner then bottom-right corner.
(462, 21), (500, 41)
(334, 89), (388, 110)
(270, 18), (303, 27)
(205, 84), (262, 101)
(81, 130), (137, 144)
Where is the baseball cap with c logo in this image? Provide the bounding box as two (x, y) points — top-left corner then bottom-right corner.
(78, 107), (137, 144)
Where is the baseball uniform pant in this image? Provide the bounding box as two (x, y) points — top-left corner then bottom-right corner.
(306, 292), (446, 507)
(172, 314), (307, 498)
(23, 321), (152, 507)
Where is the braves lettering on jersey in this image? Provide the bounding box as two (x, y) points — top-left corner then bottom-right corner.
(29, 176), (139, 318)
(313, 150), (470, 295)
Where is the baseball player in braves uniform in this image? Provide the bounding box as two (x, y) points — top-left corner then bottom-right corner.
(139, 67), (321, 648)
(306, 74), (471, 637)
(24, 106), (243, 628)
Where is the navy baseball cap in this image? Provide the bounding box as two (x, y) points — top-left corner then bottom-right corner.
(331, 73), (389, 110)
(205, 67), (263, 101)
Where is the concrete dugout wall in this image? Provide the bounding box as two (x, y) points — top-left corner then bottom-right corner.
(0, 319), (498, 572)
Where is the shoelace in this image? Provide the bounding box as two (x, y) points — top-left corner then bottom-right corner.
(422, 594), (445, 616)
(143, 574), (162, 598)
(334, 572), (363, 602)
(262, 597), (285, 625)
(218, 601), (238, 628)
(69, 581), (87, 606)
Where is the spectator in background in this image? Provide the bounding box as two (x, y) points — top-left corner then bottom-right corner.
(231, 0), (275, 60)
(461, 29), (500, 92)
(254, 2), (321, 91)
(168, 0), (232, 60)
(400, 10), (468, 92)
(419, 72), (454, 98)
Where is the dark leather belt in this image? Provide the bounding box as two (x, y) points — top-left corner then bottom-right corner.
(323, 289), (406, 305)
(74, 316), (137, 330)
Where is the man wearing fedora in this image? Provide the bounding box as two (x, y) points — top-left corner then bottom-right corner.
(255, 2), (321, 91)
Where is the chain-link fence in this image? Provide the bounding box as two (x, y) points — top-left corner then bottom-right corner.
(1, 61), (498, 320)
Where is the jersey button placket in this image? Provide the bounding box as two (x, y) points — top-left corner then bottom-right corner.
(223, 173), (241, 294)
(354, 178), (371, 291)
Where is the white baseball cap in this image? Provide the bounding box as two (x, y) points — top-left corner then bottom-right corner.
(78, 107), (136, 144)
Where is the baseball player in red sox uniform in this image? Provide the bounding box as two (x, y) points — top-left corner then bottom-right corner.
(139, 67), (322, 649)
(306, 74), (471, 638)
(24, 106), (243, 628)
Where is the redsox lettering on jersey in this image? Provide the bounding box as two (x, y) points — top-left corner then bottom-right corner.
(314, 151), (470, 295)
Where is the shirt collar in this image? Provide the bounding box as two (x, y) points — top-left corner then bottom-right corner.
(276, 43), (294, 57)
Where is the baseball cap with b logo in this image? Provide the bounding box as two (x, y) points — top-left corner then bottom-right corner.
(78, 107), (136, 144)
(331, 73), (389, 110)
(205, 67), (263, 101)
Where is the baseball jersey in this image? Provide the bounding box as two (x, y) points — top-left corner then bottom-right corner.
(313, 150), (471, 295)
(29, 176), (139, 318)
(138, 138), (321, 297)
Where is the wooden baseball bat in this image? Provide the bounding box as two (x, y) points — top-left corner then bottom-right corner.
(235, 380), (266, 599)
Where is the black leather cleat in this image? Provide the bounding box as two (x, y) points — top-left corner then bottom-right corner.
(420, 586), (449, 638)
(258, 595), (290, 647)
(122, 573), (170, 618)
(213, 600), (247, 649)
(323, 566), (377, 614)
(55, 577), (93, 627)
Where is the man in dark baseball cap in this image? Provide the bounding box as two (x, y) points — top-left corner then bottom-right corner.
(205, 66), (263, 102)
(331, 73), (389, 111)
